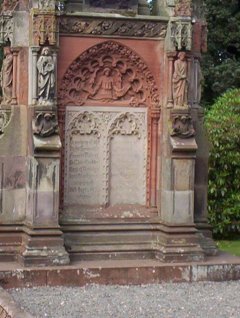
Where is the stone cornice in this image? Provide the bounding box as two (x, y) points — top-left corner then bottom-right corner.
(59, 13), (169, 39)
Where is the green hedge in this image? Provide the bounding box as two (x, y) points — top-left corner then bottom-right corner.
(205, 89), (240, 238)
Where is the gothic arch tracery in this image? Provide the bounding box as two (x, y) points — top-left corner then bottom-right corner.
(58, 40), (160, 109)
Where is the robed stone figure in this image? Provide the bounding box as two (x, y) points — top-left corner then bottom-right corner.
(37, 47), (55, 104)
(172, 52), (188, 108)
(1, 46), (13, 105)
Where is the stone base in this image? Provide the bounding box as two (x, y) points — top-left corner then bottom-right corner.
(18, 226), (70, 267)
(156, 223), (205, 262)
(61, 220), (206, 263)
(62, 220), (158, 261)
(0, 253), (240, 288)
(0, 225), (22, 262)
(196, 222), (218, 256)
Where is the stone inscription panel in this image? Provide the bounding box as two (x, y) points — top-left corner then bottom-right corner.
(66, 135), (101, 205)
(64, 106), (147, 213)
(110, 134), (146, 205)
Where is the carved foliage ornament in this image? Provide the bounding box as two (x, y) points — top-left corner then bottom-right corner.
(69, 111), (101, 138)
(59, 41), (160, 108)
(170, 114), (195, 138)
(109, 112), (141, 139)
(59, 17), (168, 39)
(33, 14), (58, 46)
(33, 112), (59, 137)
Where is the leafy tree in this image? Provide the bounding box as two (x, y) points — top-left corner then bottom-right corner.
(205, 89), (240, 237)
(202, 0), (240, 106)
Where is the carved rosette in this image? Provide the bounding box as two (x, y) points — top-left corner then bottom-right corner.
(0, 108), (12, 136)
(59, 41), (160, 108)
(59, 17), (168, 39)
(32, 14), (58, 46)
(170, 113), (195, 138)
(33, 112), (59, 138)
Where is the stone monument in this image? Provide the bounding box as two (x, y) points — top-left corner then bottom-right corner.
(0, 0), (216, 266)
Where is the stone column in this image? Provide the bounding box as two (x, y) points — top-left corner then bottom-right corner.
(149, 108), (160, 207)
(167, 53), (175, 108)
(31, 47), (40, 105)
(52, 49), (58, 103)
(11, 48), (19, 105)
(19, 47), (70, 266)
(157, 106), (205, 262)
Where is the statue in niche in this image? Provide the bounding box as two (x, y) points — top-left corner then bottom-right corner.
(0, 46), (13, 105)
(33, 112), (58, 137)
(172, 51), (188, 108)
(37, 47), (55, 105)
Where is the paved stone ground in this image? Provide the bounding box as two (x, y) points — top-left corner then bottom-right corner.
(9, 281), (240, 318)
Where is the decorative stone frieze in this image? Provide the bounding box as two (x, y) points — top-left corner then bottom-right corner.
(59, 17), (168, 39)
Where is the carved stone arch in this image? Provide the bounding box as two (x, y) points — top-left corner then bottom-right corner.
(58, 40), (160, 109)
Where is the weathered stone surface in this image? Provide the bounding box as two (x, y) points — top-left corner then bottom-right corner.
(0, 0), (217, 267)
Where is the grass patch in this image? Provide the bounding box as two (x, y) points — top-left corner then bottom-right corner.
(216, 240), (240, 256)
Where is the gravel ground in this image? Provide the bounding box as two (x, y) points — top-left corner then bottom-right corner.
(10, 281), (240, 318)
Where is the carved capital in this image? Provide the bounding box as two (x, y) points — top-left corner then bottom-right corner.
(33, 111), (59, 137)
(150, 107), (161, 120)
(170, 111), (195, 139)
(32, 14), (58, 46)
